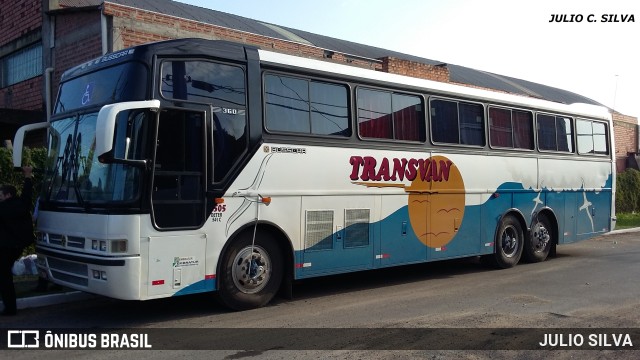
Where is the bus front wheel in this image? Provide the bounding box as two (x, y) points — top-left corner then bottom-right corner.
(218, 231), (283, 311)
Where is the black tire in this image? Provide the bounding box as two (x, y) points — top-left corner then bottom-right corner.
(523, 213), (553, 263)
(488, 215), (524, 269)
(218, 231), (283, 311)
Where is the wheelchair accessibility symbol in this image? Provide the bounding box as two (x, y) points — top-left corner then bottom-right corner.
(81, 83), (94, 106)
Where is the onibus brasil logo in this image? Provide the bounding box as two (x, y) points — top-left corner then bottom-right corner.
(349, 155), (465, 249)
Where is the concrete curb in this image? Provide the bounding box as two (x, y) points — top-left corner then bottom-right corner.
(605, 227), (640, 235)
(15, 291), (96, 310)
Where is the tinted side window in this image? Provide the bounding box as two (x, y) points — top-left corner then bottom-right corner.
(358, 88), (392, 139)
(160, 61), (246, 106)
(489, 107), (512, 148)
(430, 99), (484, 146)
(358, 88), (424, 141)
(489, 107), (533, 150)
(392, 93), (424, 141)
(265, 74), (349, 136)
(537, 114), (574, 152)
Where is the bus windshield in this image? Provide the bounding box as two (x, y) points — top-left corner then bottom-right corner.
(44, 111), (146, 206)
(43, 61), (150, 207)
(54, 62), (147, 114)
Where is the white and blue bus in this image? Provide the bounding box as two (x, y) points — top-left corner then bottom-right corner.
(14, 39), (615, 310)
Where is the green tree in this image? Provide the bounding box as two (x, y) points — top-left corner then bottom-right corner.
(616, 168), (640, 213)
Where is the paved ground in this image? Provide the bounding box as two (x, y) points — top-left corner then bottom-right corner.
(2, 228), (639, 359)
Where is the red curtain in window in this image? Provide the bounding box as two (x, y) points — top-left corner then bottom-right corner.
(489, 108), (512, 147)
(358, 92), (392, 139)
(394, 106), (420, 141)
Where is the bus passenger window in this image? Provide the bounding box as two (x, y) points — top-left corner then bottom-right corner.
(489, 107), (533, 150)
(358, 88), (392, 139)
(592, 122), (608, 154)
(430, 99), (459, 143)
(513, 110), (534, 149)
(538, 114), (574, 152)
(160, 60), (246, 106)
(264, 74), (350, 136)
(459, 103), (485, 146)
(430, 99), (484, 146)
(556, 117), (574, 152)
(577, 119), (608, 155)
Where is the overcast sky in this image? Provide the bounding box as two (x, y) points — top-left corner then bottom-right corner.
(177, 0), (639, 121)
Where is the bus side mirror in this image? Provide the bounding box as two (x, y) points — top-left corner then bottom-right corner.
(96, 100), (160, 165)
(12, 122), (51, 168)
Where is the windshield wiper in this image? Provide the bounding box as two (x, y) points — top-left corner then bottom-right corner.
(46, 133), (73, 201)
(46, 130), (85, 207)
(69, 132), (85, 206)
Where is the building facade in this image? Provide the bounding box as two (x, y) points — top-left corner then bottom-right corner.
(1, 0), (637, 170)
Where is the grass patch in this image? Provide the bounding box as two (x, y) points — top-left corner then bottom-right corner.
(616, 213), (640, 229)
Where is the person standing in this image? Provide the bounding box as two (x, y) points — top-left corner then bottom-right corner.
(0, 166), (35, 316)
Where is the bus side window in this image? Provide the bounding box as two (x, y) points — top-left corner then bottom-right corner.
(577, 119), (608, 155)
(537, 114), (574, 153)
(430, 98), (484, 146)
(264, 73), (350, 137)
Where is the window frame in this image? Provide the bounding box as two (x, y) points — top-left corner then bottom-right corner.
(356, 86), (426, 143)
(428, 96), (486, 148)
(0, 42), (43, 88)
(536, 112), (575, 154)
(263, 71), (352, 138)
(575, 118), (610, 156)
(488, 105), (535, 152)
(158, 58), (247, 107)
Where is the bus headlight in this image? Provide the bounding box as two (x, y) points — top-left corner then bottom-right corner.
(110, 239), (127, 253)
(90, 239), (127, 253)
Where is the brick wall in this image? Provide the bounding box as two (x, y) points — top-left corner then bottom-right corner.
(0, 76), (43, 110)
(51, 10), (103, 93)
(102, 2), (381, 71)
(379, 57), (450, 82)
(0, 0), (42, 112)
(613, 112), (639, 171)
(0, 0), (41, 44)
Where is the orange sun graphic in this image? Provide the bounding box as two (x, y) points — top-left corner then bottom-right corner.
(406, 156), (465, 248)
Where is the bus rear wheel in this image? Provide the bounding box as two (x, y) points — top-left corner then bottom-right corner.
(218, 231), (283, 311)
(483, 215), (523, 269)
(523, 213), (553, 263)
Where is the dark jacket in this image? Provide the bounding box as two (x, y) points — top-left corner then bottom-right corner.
(0, 178), (35, 249)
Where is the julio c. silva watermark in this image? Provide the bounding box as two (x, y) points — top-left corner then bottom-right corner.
(549, 14), (635, 22)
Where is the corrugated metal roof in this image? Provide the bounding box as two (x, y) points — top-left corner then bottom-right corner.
(106, 0), (602, 107)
